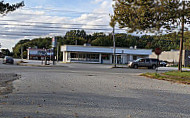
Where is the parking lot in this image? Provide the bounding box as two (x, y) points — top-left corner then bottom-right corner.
(0, 59), (190, 118)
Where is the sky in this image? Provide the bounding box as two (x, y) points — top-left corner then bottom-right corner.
(0, 0), (124, 51)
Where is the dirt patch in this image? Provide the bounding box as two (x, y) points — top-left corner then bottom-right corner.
(0, 73), (20, 95)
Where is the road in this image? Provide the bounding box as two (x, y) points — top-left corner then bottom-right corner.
(0, 61), (190, 118)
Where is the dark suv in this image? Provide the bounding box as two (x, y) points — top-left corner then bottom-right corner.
(3, 56), (14, 64)
(128, 58), (159, 69)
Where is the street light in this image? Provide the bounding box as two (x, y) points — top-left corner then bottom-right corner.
(113, 26), (116, 67)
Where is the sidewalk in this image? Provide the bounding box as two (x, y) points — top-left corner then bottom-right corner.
(15, 59), (129, 68)
(15, 59), (65, 67)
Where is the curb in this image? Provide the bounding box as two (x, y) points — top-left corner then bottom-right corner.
(17, 63), (66, 67)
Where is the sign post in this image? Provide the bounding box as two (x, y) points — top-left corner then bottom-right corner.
(155, 48), (162, 72)
(52, 37), (57, 65)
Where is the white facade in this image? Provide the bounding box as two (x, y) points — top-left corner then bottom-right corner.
(150, 50), (190, 67)
(61, 45), (152, 64)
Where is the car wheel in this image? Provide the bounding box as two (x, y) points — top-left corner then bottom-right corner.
(152, 65), (157, 69)
(134, 64), (138, 69)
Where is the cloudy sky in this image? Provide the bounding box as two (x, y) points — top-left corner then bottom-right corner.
(0, 0), (125, 51)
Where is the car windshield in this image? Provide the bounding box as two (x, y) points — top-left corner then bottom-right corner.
(5, 56), (12, 59)
(135, 58), (142, 62)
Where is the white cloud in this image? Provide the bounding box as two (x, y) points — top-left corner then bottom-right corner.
(0, 39), (21, 51)
(0, 0), (118, 51)
(92, 0), (104, 4)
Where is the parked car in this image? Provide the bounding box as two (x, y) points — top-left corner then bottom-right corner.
(3, 56), (14, 64)
(128, 58), (159, 69)
(159, 61), (167, 67)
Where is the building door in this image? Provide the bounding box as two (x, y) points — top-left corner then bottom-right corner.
(117, 55), (122, 64)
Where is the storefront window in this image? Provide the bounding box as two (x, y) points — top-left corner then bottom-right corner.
(70, 52), (99, 62)
(71, 53), (77, 58)
(102, 54), (110, 60)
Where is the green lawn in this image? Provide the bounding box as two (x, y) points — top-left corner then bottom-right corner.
(165, 71), (190, 78)
(141, 71), (190, 84)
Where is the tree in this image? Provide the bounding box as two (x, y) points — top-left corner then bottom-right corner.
(0, 1), (24, 57)
(64, 30), (87, 45)
(0, 1), (24, 15)
(1, 49), (10, 56)
(13, 38), (52, 58)
(112, 0), (190, 71)
(91, 36), (112, 46)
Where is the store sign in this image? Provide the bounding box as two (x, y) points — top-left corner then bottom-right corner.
(52, 37), (57, 48)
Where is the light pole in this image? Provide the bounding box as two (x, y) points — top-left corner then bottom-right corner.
(57, 42), (59, 62)
(52, 36), (57, 65)
(21, 45), (23, 62)
(113, 26), (116, 68)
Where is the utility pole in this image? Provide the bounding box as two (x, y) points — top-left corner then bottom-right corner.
(75, 39), (78, 45)
(53, 47), (55, 65)
(57, 42), (59, 62)
(113, 26), (116, 68)
(21, 45), (23, 62)
(52, 36), (57, 65)
(178, 1), (185, 72)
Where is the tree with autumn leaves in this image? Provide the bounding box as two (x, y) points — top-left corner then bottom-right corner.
(111, 0), (190, 71)
(0, 1), (24, 15)
(0, 1), (24, 57)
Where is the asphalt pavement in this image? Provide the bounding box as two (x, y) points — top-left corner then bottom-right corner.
(0, 59), (190, 118)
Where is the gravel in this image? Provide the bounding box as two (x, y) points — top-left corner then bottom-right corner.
(0, 73), (19, 95)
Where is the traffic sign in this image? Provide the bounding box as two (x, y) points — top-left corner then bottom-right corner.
(155, 48), (162, 55)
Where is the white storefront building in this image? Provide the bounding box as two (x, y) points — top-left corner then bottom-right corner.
(61, 45), (152, 64)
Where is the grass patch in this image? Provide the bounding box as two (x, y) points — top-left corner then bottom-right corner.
(184, 67), (190, 69)
(141, 71), (190, 85)
(164, 71), (190, 78)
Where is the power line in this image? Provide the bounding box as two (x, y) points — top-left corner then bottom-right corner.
(7, 12), (106, 19)
(0, 20), (109, 26)
(23, 7), (109, 15)
(0, 31), (114, 37)
(0, 33), (44, 37)
(2, 28), (66, 32)
(0, 23), (126, 31)
(1, 31), (49, 35)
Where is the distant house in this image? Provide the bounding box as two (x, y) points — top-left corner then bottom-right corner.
(61, 45), (152, 64)
(27, 48), (53, 60)
(149, 50), (190, 67)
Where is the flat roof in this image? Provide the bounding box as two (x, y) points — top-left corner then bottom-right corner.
(61, 45), (152, 55)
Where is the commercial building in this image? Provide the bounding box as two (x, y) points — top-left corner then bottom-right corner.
(61, 45), (152, 64)
(150, 50), (190, 67)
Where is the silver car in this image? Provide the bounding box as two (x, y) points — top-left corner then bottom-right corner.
(128, 58), (159, 69)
